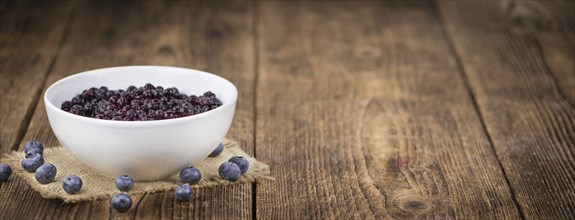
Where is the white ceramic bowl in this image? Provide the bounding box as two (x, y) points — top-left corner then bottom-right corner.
(44, 66), (237, 181)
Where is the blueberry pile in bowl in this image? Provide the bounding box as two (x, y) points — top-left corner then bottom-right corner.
(44, 66), (238, 181)
(61, 83), (222, 121)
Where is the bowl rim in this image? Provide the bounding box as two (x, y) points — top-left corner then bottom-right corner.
(44, 65), (238, 128)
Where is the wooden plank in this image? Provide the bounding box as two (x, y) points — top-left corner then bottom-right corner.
(256, 1), (520, 219)
(0, 1), (255, 219)
(0, 1), (73, 154)
(437, 1), (575, 219)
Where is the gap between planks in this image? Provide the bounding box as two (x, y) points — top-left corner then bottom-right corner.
(251, 1), (261, 220)
(431, 1), (526, 219)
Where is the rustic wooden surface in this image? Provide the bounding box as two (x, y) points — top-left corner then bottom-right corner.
(0, 0), (573, 219)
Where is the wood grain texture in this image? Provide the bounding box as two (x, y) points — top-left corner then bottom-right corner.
(0, 1), (254, 219)
(0, 1), (73, 154)
(438, 0), (575, 219)
(255, 1), (519, 219)
(2, 0), (574, 219)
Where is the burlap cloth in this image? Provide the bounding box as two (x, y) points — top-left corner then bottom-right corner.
(2, 139), (272, 203)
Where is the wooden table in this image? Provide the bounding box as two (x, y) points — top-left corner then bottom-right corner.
(1, 1), (574, 219)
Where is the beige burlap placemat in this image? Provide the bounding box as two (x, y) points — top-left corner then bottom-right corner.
(2, 139), (272, 203)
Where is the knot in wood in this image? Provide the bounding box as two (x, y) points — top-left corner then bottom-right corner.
(393, 195), (433, 214)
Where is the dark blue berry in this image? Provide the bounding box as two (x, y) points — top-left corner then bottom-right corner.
(164, 110), (176, 119)
(219, 162), (241, 181)
(129, 99), (140, 106)
(70, 104), (85, 116)
(106, 103), (117, 110)
(22, 153), (44, 173)
(25, 149), (42, 158)
(82, 90), (95, 99)
(208, 143), (224, 157)
(179, 166), (202, 185)
(62, 175), (83, 194)
(144, 83), (155, 90)
(203, 91), (215, 97)
(115, 175), (133, 191)
(61, 101), (73, 111)
(188, 95), (198, 104)
(35, 163), (57, 184)
(154, 110), (164, 119)
(166, 87), (179, 96)
(174, 184), (193, 201)
(71, 96), (84, 105)
(229, 156), (249, 174)
(24, 140), (44, 154)
(111, 194), (132, 212)
(126, 109), (137, 120)
(98, 86), (109, 93)
(116, 97), (128, 107)
(138, 113), (149, 121)
(198, 97), (209, 105)
(0, 163), (12, 182)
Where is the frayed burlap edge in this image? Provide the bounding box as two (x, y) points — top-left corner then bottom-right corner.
(2, 139), (273, 203)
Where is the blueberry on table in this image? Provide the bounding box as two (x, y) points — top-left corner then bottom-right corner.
(115, 175), (134, 191)
(23, 140), (44, 154)
(208, 143), (224, 157)
(0, 163), (12, 182)
(179, 166), (202, 185)
(25, 149), (43, 158)
(228, 156), (249, 174)
(21, 153), (44, 173)
(218, 162), (241, 181)
(111, 194), (132, 212)
(174, 184), (193, 201)
(35, 163), (57, 184)
(62, 175), (83, 194)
